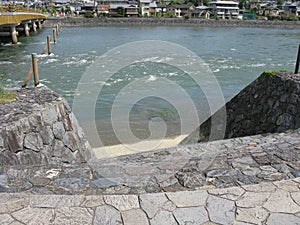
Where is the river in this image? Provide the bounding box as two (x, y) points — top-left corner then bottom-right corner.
(0, 26), (299, 146)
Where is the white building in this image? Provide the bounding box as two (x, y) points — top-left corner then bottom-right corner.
(208, 0), (239, 19)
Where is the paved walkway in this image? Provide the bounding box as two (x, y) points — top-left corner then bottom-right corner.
(1, 178), (300, 224)
(0, 128), (300, 224)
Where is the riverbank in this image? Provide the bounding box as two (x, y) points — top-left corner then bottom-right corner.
(43, 17), (300, 28)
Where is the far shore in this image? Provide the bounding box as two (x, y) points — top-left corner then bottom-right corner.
(43, 17), (300, 28)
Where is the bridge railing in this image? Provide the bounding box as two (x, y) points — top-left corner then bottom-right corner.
(0, 5), (46, 14)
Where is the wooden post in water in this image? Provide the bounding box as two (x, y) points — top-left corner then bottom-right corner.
(47, 36), (51, 55)
(56, 24), (59, 35)
(10, 26), (18, 44)
(32, 53), (39, 86)
(295, 45), (300, 74)
(53, 29), (57, 43)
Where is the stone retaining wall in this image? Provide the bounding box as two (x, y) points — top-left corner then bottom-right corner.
(181, 72), (300, 144)
(43, 17), (300, 28)
(0, 86), (93, 165)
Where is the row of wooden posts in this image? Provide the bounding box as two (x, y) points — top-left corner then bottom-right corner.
(22, 23), (61, 88)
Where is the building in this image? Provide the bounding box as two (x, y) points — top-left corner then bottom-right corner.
(208, 0), (239, 19)
(139, 0), (151, 16)
(167, 4), (193, 17)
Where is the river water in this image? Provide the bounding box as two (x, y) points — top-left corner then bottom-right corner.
(0, 26), (299, 146)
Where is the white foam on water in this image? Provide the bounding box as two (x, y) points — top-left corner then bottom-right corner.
(0, 61), (12, 65)
(246, 63), (266, 68)
(147, 75), (157, 81)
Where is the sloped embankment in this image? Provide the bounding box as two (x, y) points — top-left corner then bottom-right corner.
(181, 71), (300, 144)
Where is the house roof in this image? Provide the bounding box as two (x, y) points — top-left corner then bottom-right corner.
(168, 4), (191, 9)
(139, 0), (151, 3)
(196, 5), (210, 9)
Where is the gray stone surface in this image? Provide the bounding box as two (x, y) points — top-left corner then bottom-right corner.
(173, 207), (209, 224)
(206, 195), (236, 225)
(0, 86), (93, 165)
(266, 213), (300, 225)
(94, 205), (122, 225)
(122, 209), (149, 225)
(182, 72), (300, 144)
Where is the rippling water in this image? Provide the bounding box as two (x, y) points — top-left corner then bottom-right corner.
(0, 26), (299, 145)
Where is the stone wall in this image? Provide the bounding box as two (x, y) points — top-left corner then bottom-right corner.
(43, 17), (300, 29)
(181, 72), (300, 144)
(0, 86), (93, 165)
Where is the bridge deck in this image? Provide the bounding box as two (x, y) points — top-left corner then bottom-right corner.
(0, 12), (46, 26)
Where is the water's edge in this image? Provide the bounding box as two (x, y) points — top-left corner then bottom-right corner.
(43, 17), (300, 28)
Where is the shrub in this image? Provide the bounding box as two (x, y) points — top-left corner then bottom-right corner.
(84, 11), (95, 18)
(0, 84), (16, 102)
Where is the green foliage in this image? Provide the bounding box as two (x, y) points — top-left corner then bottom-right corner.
(84, 11), (95, 18)
(0, 84), (16, 102)
(165, 11), (175, 18)
(0, 163), (3, 167)
(184, 13), (190, 19)
(117, 7), (125, 17)
(282, 13), (299, 21)
(98, 12), (108, 17)
(261, 70), (288, 77)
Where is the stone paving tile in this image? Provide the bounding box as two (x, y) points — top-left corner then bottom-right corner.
(207, 186), (245, 201)
(236, 192), (270, 208)
(149, 210), (177, 225)
(0, 214), (14, 225)
(11, 207), (54, 225)
(263, 189), (300, 213)
(53, 207), (93, 224)
(266, 213), (300, 225)
(236, 207), (269, 224)
(173, 206), (209, 224)
(139, 193), (169, 219)
(93, 205), (122, 225)
(104, 195), (139, 211)
(122, 209), (149, 225)
(166, 190), (208, 207)
(206, 195), (236, 225)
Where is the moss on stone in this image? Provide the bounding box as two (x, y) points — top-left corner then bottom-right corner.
(0, 84), (16, 102)
(261, 70), (288, 78)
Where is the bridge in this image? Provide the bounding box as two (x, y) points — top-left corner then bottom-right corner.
(0, 12), (47, 44)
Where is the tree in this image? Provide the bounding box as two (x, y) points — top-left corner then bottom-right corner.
(117, 6), (125, 17)
(277, 0), (283, 9)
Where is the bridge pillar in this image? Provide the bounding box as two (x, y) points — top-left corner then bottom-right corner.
(10, 26), (18, 44)
(31, 22), (37, 32)
(23, 23), (30, 37)
(37, 20), (42, 30)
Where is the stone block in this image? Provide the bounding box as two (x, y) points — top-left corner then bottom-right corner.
(63, 132), (79, 151)
(53, 207), (93, 224)
(122, 209), (149, 225)
(236, 207), (268, 224)
(31, 195), (84, 208)
(206, 195), (235, 225)
(104, 195), (139, 211)
(0, 214), (14, 225)
(53, 121), (65, 140)
(266, 213), (300, 225)
(41, 107), (58, 126)
(166, 190), (208, 207)
(24, 133), (43, 152)
(140, 193), (169, 219)
(173, 207), (209, 225)
(11, 207), (54, 224)
(150, 210), (177, 225)
(40, 126), (54, 145)
(264, 189), (300, 213)
(94, 205), (122, 225)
